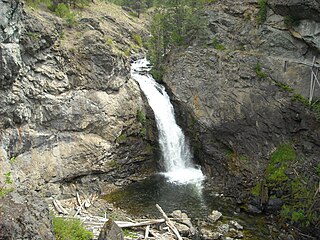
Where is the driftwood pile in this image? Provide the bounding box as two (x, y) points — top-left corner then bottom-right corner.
(52, 193), (194, 240)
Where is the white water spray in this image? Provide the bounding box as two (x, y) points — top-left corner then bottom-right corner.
(131, 58), (204, 185)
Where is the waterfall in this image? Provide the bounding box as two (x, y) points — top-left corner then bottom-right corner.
(131, 58), (204, 185)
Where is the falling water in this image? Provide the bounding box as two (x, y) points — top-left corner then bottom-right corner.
(131, 58), (204, 184)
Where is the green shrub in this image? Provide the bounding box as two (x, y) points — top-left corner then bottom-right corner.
(150, 68), (163, 82)
(124, 48), (131, 57)
(251, 182), (261, 196)
(257, 0), (267, 24)
(25, 0), (46, 8)
(266, 144), (296, 183)
(211, 37), (226, 50)
(132, 33), (143, 47)
(255, 62), (267, 78)
(270, 144), (296, 164)
(275, 81), (294, 92)
(54, 3), (70, 18)
(0, 172), (14, 198)
(136, 110), (146, 125)
(292, 94), (309, 106)
(123, 229), (138, 238)
(116, 134), (127, 143)
(50, 3), (77, 26)
(106, 38), (114, 46)
(281, 205), (306, 223)
(53, 217), (93, 240)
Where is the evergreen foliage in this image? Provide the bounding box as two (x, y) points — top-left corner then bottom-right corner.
(147, 0), (209, 80)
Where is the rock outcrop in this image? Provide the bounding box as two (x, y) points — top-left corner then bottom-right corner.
(0, 192), (54, 239)
(268, 0), (320, 22)
(0, 0), (156, 237)
(163, 0), (320, 237)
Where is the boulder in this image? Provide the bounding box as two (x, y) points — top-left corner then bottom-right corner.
(98, 219), (124, 240)
(208, 210), (222, 223)
(0, 192), (54, 240)
(229, 220), (243, 230)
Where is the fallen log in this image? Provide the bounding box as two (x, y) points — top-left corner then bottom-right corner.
(156, 204), (183, 240)
(74, 199), (86, 217)
(53, 200), (68, 215)
(118, 219), (165, 228)
(144, 225), (150, 239)
(76, 192), (82, 206)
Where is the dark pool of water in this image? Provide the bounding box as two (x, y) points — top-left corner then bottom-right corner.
(103, 174), (273, 239)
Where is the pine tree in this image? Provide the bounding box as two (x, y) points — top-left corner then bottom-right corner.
(148, 0), (208, 79)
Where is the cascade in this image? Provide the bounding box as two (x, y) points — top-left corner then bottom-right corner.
(131, 58), (204, 184)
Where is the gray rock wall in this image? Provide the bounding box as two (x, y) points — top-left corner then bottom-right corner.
(0, 1), (156, 238)
(163, 0), (320, 197)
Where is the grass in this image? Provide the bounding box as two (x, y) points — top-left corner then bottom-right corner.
(266, 144), (296, 183)
(275, 81), (294, 92)
(257, 0), (267, 24)
(211, 37), (226, 51)
(292, 93), (309, 106)
(131, 33), (143, 47)
(123, 229), (138, 238)
(105, 37), (114, 47)
(116, 134), (127, 143)
(255, 62), (267, 79)
(0, 172), (14, 198)
(136, 110), (146, 125)
(53, 216), (93, 240)
(251, 181), (261, 196)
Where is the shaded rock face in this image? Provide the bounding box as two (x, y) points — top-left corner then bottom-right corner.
(163, 0), (320, 197)
(268, 0), (320, 22)
(268, 0), (320, 50)
(0, 1), (156, 237)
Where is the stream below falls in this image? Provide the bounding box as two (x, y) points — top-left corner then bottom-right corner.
(103, 174), (274, 239)
(103, 58), (278, 239)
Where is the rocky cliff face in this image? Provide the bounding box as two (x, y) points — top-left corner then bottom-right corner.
(0, 1), (156, 238)
(163, 0), (320, 236)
